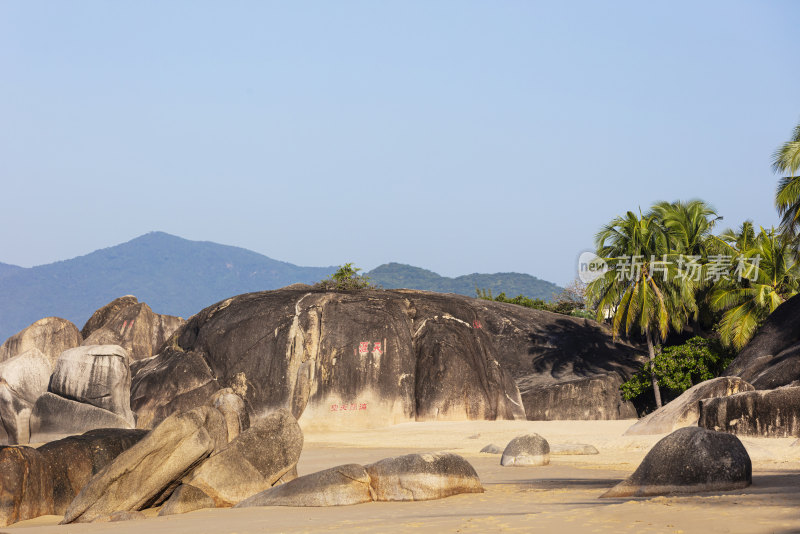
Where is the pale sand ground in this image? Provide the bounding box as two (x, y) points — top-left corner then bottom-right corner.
(8, 420), (800, 534)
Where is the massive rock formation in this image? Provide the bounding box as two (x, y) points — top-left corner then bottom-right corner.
(130, 288), (643, 427)
(48, 345), (135, 424)
(601, 427), (751, 498)
(0, 317), (82, 365)
(724, 294), (800, 389)
(519, 373), (637, 420)
(625, 377), (754, 436)
(699, 387), (800, 438)
(37, 428), (148, 514)
(178, 409), (302, 507)
(81, 296), (140, 339)
(130, 350), (221, 429)
(81, 298), (184, 361)
(0, 446), (53, 526)
(62, 406), (228, 523)
(29, 393), (134, 443)
(0, 348), (53, 444)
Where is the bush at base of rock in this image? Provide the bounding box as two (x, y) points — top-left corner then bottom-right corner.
(500, 434), (550, 466)
(601, 427), (751, 498)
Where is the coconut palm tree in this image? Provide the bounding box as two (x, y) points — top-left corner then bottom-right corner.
(587, 211), (699, 408)
(774, 121), (800, 234)
(650, 199), (720, 257)
(709, 227), (799, 350)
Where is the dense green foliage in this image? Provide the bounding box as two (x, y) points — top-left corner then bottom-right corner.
(370, 263), (562, 300)
(476, 287), (594, 319)
(774, 120), (800, 234)
(620, 336), (736, 410)
(316, 263), (375, 290)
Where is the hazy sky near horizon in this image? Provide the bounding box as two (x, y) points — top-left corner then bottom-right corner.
(1, 1), (798, 285)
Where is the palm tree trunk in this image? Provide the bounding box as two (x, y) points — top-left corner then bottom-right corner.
(646, 329), (663, 409)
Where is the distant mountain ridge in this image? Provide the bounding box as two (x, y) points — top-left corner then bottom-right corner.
(367, 263), (561, 301)
(0, 232), (562, 342)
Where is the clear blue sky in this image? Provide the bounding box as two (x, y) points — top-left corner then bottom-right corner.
(1, 1), (797, 285)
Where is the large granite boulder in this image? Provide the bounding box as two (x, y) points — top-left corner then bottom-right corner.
(178, 409), (303, 507)
(62, 406), (227, 523)
(236, 464), (374, 508)
(699, 387), (800, 438)
(81, 295), (140, 339)
(37, 428), (148, 514)
(519, 373), (637, 420)
(29, 393), (134, 443)
(625, 377), (754, 436)
(0, 446), (53, 526)
(0, 348), (53, 444)
(82, 301), (184, 361)
(724, 294), (800, 389)
(0, 317), (82, 365)
(500, 434), (550, 466)
(365, 452), (483, 501)
(131, 288), (641, 427)
(601, 427), (751, 497)
(49, 345), (134, 424)
(209, 388), (249, 442)
(130, 349), (221, 429)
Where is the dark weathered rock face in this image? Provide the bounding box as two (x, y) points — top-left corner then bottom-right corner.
(62, 406), (227, 523)
(725, 294), (800, 389)
(625, 377), (755, 436)
(81, 296), (140, 339)
(699, 387), (800, 438)
(236, 464), (374, 508)
(29, 393), (134, 443)
(601, 427), (751, 498)
(0, 446), (54, 526)
(365, 452), (483, 501)
(37, 428), (148, 514)
(132, 289), (641, 427)
(500, 434), (550, 466)
(519, 374), (637, 420)
(82, 301), (184, 362)
(0, 348), (52, 444)
(180, 409), (303, 506)
(0, 317), (82, 366)
(48, 345), (135, 424)
(130, 349), (221, 429)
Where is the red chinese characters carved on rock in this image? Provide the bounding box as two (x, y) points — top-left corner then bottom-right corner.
(330, 402), (368, 412)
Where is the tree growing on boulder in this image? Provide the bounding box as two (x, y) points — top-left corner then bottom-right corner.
(316, 263), (375, 291)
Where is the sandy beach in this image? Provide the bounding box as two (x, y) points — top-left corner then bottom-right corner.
(6, 420), (800, 534)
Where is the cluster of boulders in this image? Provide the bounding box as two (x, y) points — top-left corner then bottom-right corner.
(0, 296), (184, 444)
(1, 391), (485, 526)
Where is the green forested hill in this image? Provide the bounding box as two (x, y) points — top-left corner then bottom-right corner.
(367, 263), (563, 300)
